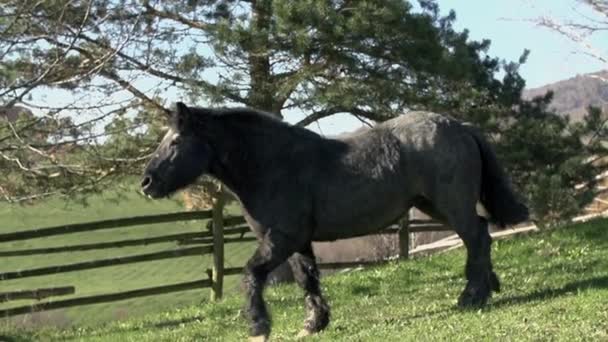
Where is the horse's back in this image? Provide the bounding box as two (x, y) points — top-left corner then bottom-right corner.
(311, 111), (482, 241)
(381, 111), (461, 143)
(386, 110), (482, 186)
(386, 111), (483, 217)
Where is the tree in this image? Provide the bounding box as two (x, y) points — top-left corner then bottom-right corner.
(495, 93), (607, 226)
(0, 0), (508, 200)
(0, 0), (605, 224)
(517, 0), (608, 223)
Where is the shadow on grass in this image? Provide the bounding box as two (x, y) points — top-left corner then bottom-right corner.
(350, 284), (378, 296)
(0, 335), (18, 342)
(574, 224), (608, 244)
(0, 332), (36, 342)
(149, 314), (207, 330)
(54, 313), (210, 341)
(491, 275), (608, 308)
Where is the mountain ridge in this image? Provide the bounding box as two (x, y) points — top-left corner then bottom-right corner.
(523, 69), (608, 120)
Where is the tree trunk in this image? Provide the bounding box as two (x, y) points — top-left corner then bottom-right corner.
(249, 0), (281, 117)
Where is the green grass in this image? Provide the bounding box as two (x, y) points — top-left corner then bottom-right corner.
(0, 184), (255, 328)
(3, 218), (608, 341)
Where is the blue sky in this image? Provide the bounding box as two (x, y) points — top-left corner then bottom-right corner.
(299, 0), (608, 135)
(438, 0), (607, 88)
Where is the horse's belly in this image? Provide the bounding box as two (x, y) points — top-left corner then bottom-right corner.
(312, 195), (408, 241)
(312, 144), (414, 241)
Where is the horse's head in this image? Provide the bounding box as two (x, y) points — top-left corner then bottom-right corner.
(141, 102), (214, 198)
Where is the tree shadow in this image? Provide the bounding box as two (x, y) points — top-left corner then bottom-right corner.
(56, 314), (209, 341)
(491, 275), (608, 308)
(328, 306), (456, 334)
(401, 307), (456, 322)
(0, 333), (35, 342)
(541, 259), (603, 275)
(0, 335), (17, 342)
(149, 314), (207, 330)
(350, 284), (378, 296)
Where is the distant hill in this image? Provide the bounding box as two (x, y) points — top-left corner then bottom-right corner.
(523, 70), (608, 120)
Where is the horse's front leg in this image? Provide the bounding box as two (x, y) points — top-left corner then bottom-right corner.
(288, 244), (330, 338)
(243, 230), (295, 341)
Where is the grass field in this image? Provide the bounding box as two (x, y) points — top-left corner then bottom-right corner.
(0, 183), (255, 328)
(2, 216), (607, 341)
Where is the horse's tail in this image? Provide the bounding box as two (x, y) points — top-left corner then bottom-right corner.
(466, 126), (529, 227)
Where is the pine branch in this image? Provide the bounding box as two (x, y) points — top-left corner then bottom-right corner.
(99, 69), (170, 116)
(72, 32), (249, 106)
(0, 1), (94, 106)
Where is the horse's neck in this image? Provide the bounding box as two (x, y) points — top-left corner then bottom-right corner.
(207, 123), (290, 197)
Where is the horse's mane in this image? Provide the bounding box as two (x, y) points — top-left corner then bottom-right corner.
(188, 106), (324, 142)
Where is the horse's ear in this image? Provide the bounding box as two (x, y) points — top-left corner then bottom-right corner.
(174, 102), (193, 131)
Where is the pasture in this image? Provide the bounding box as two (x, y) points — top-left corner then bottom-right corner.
(0, 183), (255, 328)
(2, 217), (607, 341)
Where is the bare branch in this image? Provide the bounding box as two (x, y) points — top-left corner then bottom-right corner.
(295, 107), (382, 127)
(73, 32), (249, 105)
(100, 69), (170, 116)
(516, 1), (608, 65)
(535, 16), (608, 64)
(142, 1), (216, 32)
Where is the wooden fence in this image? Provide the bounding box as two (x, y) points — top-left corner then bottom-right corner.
(0, 199), (449, 318)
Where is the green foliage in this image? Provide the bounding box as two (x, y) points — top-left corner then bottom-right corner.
(268, 0), (505, 117)
(3, 218), (608, 340)
(493, 92), (607, 225)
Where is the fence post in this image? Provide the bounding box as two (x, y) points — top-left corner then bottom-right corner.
(398, 213), (410, 259)
(210, 187), (225, 301)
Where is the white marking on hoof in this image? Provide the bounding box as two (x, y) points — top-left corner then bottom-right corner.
(249, 335), (268, 342)
(296, 329), (313, 339)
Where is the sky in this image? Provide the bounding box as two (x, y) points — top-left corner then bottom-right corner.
(297, 0), (608, 135)
(438, 0), (607, 88)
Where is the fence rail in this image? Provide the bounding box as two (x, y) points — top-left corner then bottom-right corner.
(0, 211), (213, 243)
(0, 246), (213, 281)
(0, 231), (206, 257)
(0, 202), (450, 318)
(0, 286), (75, 303)
(0, 279), (211, 317)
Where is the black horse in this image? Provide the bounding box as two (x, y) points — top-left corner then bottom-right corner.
(141, 103), (528, 341)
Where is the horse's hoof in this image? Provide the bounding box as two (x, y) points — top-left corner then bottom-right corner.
(297, 329), (313, 339)
(249, 335), (268, 342)
(457, 290), (489, 308)
(489, 272), (501, 293)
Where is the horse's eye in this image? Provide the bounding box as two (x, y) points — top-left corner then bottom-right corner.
(170, 138), (181, 146)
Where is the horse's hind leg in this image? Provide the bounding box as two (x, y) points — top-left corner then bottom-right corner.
(451, 212), (499, 307)
(414, 198), (497, 306)
(243, 230), (295, 341)
(288, 244), (330, 337)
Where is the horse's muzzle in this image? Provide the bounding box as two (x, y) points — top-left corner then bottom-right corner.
(140, 174), (163, 199)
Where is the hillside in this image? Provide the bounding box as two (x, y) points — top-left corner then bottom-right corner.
(523, 70), (608, 120)
(3, 218), (608, 341)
